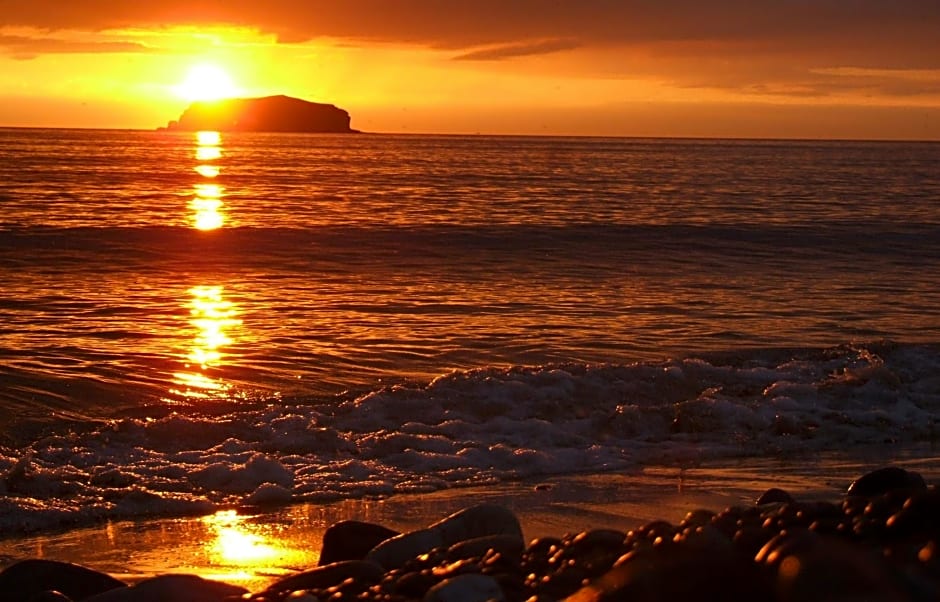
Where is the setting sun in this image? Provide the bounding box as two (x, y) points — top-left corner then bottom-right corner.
(176, 63), (240, 102)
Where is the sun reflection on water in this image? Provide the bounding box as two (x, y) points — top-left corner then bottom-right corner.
(171, 285), (242, 397)
(191, 130), (225, 230)
(205, 511), (278, 564)
(202, 510), (309, 571)
(196, 130), (222, 146)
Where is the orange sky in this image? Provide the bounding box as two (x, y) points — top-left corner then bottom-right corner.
(1, 1), (939, 139)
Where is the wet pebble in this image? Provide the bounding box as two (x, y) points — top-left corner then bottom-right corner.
(756, 487), (795, 506)
(0, 559), (126, 602)
(424, 573), (504, 602)
(319, 520), (400, 566)
(367, 504), (522, 570)
(846, 466), (927, 498)
(9, 469), (940, 602)
(27, 592), (74, 602)
(82, 574), (246, 601)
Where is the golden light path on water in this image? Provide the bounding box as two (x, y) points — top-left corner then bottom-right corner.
(191, 130), (225, 230)
(171, 285), (242, 397)
(171, 130), (243, 398)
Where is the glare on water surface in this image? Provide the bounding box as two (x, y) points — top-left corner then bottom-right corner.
(196, 130), (222, 146)
(195, 510), (311, 586)
(171, 285), (241, 397)
(191, 131), (225, 230)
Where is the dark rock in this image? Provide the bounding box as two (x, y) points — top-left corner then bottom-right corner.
(846, 467), (927, 498)
(446, 534), (525, 563)
(319, 520), (400, 566)
(161, 95), (358, 133)
(678, 509), (715, 528)
(27, 592), (73, 602)
(886, 487), (940, 537)
(555, 530), (628, 579)
(0, 559), (125, 602)
(391, 569), (439, 598)
(770, 535), (906, 601)
(756, 487), (795, 505)
(82, 574), (246, 601)
(424, 573), (504, 602)
(367, 504), (523, 570)
(572, 540), (765, 601)
(261, 560), (385, 599)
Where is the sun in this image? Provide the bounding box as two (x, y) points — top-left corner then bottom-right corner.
(175, 63), (240, 102)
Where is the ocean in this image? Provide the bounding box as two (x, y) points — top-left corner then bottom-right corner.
(0, 128), (939, 533)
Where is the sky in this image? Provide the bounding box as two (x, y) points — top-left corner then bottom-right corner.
(1, 1), (939, 139)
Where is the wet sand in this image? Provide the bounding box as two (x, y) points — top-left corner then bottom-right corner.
(1, 451), (938, 593)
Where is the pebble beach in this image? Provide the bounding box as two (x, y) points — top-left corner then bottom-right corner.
(2, 464), (939, 602)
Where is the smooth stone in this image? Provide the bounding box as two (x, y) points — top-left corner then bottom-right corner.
(424, 573), (505, 602)
(262, 560), (385, 598)
(846, 467), (927, 497)
(367, 505), (522, 570)
(366, 528), (445, 570)
(446, 534), (525, 562)
(83, 574), (246, 602)
(431, 505), (523, 545)
(886, 488), (940, 536)
(28, 592), (73, 602)
(0, 559), (126, 602)
(567, 541), (764, 601)
(756, 487), (795, 505)
(771, 535), (906, 600)
(319, 520), (400, 566)
(284, 592), (319, 601)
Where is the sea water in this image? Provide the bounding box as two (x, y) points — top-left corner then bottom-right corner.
(0, 129), (939, 532)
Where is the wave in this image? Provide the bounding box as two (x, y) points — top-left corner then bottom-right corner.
(1, 341), (938, 533)
(2, 223), (939, 269)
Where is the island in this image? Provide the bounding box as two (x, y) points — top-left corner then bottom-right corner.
(159, 95), (358, 133)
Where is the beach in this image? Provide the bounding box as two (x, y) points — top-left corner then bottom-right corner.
(3, 450), (939, 596)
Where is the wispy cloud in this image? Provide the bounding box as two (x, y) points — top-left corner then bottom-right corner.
(0, 32), (149, 60)
(2, 1), (938, 100)
(453, 39), (580, 61)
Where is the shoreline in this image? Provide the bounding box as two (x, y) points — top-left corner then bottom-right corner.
(3, 450), (938, 593)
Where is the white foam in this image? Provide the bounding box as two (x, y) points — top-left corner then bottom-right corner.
(1, 342), (938, 533)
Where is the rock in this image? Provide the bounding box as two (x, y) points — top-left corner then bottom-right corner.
(160, 95), (358, 133)
(424, 573), (505, 602)
(82, 574), (246, 601)
(756, 487), (795, 505)
(846, 467), (927, 497)
(284, 592), (319, 601)
(261, 560), (385, 599)
(568, 540), (764, 602)
(0, 559), (125, 602)
(367, 504), (523, 570)
(319, 520), (400, 566)
(446, 534), (525, 563)
(430, 504), (524, 546)
(886, 487), (940, 536)
(27, 592), (73, 602)
(766, 533), (906, 601)
(366, 528), (445, 571)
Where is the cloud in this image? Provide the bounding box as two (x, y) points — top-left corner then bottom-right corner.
(1, 1), (938, 100)
(2, 1), (938, 57)
(0, 32), (149, 60)
(453, 39), (580, 61)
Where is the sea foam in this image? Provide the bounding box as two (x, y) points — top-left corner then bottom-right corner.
(0, 342), (938, 533)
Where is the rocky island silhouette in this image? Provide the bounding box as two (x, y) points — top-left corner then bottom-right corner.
(160, 95), (358, 133)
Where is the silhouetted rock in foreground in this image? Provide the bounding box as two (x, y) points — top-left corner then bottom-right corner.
(161, 95), (357, 133)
